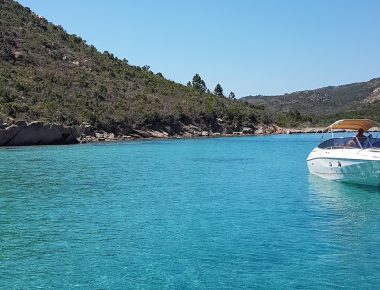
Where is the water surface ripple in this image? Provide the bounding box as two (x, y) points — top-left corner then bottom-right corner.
(1, 135), (380, 289)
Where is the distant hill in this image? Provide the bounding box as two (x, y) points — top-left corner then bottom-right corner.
(242, 77), (380, 115)
(0, 0), (266, 136)
(242, 78), (380, 127)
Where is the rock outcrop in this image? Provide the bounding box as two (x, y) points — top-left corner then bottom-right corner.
(0, 121), (79, 146)
(363, 87), (380, 104)
(254, 124), (282, 135)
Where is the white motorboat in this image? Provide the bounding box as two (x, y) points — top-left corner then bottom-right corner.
(307, 119), (380, 186)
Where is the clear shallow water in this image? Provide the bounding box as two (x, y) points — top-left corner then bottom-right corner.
(1, 134), (380, 289)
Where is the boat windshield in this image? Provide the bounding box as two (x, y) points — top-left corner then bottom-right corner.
(369, 137), (380, 148)
(318, 137), (380, 149)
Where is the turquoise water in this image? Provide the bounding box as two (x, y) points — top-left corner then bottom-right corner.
(1, 134), (380, 289)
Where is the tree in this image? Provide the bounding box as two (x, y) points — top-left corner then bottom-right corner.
(103, 51), (115, 60)
(142, 65), (150, 72)
(228, 91), (236, 99)
(214, 83), (224, 97)
(186, 81), (192, 87)
(192, 73), (207, 93)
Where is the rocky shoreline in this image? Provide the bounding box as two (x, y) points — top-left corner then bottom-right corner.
(0, 120), (359, 146)
(76, 124), (337, 143)
(77, 123), (284, 143)
(0, 120), (286, 146)
(0, 121), (79, 146)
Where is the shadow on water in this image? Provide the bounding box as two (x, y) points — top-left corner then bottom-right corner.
(308, 174), (380, 193)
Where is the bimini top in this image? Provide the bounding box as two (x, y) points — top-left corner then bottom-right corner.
(326, 119), (377, 131)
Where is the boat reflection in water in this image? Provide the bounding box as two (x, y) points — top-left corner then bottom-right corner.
(308, 174), (380, 214)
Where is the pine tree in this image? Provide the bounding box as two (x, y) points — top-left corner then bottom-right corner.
(214, 83), (224, 97)
(228, 91), (236, 99)
(142, 65), (150, 71)
(192, 73), (207, 93)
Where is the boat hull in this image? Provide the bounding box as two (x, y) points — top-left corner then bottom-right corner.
(307, 149), (380, 186)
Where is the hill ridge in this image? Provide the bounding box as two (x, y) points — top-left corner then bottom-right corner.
(0, 0), (268, 139)
(241, 77), (380, 126)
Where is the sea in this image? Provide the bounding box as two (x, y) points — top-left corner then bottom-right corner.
(1, 134), (380, 289)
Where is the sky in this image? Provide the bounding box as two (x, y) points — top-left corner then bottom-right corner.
(17, 0), (380, 98)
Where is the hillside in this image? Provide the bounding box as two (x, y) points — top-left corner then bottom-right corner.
(0, 0), (268, 139)
(242, 78), (380, 127)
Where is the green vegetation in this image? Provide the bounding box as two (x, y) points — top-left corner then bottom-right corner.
(274, 110), (313, 128)
(0, 0), (267, 134)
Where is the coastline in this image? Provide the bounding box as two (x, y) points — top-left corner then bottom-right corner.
(0, 121), (284, 146)
(77, 126), (327, 143)
(2, 120), (374, 147)
(77, 123), (284, 143)
(80, 126), (380, 144)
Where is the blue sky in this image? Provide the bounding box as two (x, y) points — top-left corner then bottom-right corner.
(18, 0), (380, 97)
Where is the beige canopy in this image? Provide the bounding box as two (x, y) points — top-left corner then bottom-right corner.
(326, 119), (377, 131)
